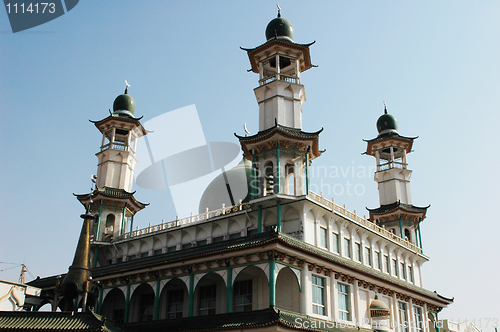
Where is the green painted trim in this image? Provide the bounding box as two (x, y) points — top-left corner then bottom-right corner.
(399, 219), (403, 239)
(269, 260), (276, 307)
(124, 284), (131, 323)
(258, 205), (263, 233)
(435, 312), (440, 332)
(277, 201), (282, 232)
(188, 274), (194, 317)
(154, 280), (160, 320)
(251, 155), (256, 199)
(95, 204), (102, 240)
(92, 247), (99, 269)
(98, 289), (103, 314)
(305, 151), (310, 194)
(276, 147), (280, 194)
(226, 268), (233, 313)
(130, 215), (134, 233)
(73, 297), (78, 313)
(418, 223), (423, 249)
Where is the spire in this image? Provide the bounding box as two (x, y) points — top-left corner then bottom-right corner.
(124, 80), (130, 94)
(277, 2), (281, 17)
(59, 214), (95, 309)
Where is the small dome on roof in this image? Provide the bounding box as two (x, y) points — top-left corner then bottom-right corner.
(370, 295), (390, 318)
(113, 88), (136, 115)
(265, 12), (294, 42)
(376, 108), (398, 135)
(199, 157), (252, 214)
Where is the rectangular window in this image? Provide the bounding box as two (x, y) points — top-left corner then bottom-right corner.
(319, 227), (327, 248)
(344, 238), (351, 258)
(233, 280), (252, 312)
(197, 239), (207, 246)
(401, 262), (406, 280)
(338, 283), (350, 321)
(384, 255), (390, 274)
(212, 236), (224, 243)
(355, 243), (361, 261)
(393, 259), (398, 277)
(199, 285), (217, 316)
(167, 246), (176, 253)
(364, 247), (371, 266)
(332, 232), (339, 253)
(414, 306), (423, 331)
(139, 293), (154, 322)
(398, 302), (408, 332)
(375, 251), (381, 270)
(408, 266), (414, 283)
(167, 289), (184, 319)
(141, 252), (149, 258)
(154, 249), (162, 255)
(312, 275), (325, 315)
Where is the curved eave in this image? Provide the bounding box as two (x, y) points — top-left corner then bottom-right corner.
(366, 204), (430, 222)
(236, 126), (323, 160)
(90, 115), (147, 136)
(364, 133), (418, 155)
(74, 189), (149, 211)
(242, 38), (315, 74)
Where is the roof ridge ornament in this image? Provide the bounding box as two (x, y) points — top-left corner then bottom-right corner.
(124, 80), (130, 94)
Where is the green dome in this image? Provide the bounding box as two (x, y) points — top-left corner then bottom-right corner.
(113, 91), (136, 115)
(376, 111), (398, 135)
(370, 296), (390, 311)
(265, 15), (294, 41)
(199, 157), (252, 213)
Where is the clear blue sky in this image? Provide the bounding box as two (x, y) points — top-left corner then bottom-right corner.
(1, 0), (499, 325)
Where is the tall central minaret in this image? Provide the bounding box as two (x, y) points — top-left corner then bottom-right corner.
(237, 9), (322, 198)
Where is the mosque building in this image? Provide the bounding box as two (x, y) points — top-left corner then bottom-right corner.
(26, 9), (453, 332)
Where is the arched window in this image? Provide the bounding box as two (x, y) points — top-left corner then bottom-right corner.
(285, 163), (294, 195)
(404, 228), (411, 241)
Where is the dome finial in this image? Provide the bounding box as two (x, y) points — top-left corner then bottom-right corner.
(124, 80), (130, 94)
(383, 101), (387, 114)
(277, 2), (281, 17)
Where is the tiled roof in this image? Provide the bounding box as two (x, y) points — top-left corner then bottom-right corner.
(74, 187), (148, 209)
(363, 131), (418, 144)
(236, 123), (323, 141)
(0, 310), (126, 332)
(124, 307), (372, 332)
(367, 202), (429, 215)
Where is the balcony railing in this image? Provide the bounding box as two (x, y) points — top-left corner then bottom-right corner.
(259, 73), (299, 86)
(117, 202), (251, 241)
(308, 191), (423, 254)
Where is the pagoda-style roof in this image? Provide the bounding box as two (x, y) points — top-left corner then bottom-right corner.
(367, 202), (429, 223)
(364, 132), (418, 156)
(235, 123), (323, 160)
(90, 113), (147, 136)
(74, 187), (148, 213)
(0, 310), (126, 332)
(241, 37), (315, 74)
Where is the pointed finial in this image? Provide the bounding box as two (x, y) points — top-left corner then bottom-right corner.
(124, 80), (130, 94)
(277, 2), (281, 17)
(383, 101), (388, 114)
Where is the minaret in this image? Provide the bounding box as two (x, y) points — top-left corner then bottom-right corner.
(75, 86), (148, 245)
(364, 107), (428, 247)
(237, 9), (322, 198)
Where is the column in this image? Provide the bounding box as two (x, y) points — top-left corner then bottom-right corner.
(124, 284), (131, 323)
(258, 205), (263, 233)
(300, 266), (310, 315)
(188, 274), (194, 317)
(269, 260), (276, 307)
(277, 201), (282, 232)
(98, 289), (103, 314)
(154, 280), (160, 320)
(276, 146), (281, 194)
(226, 268), (233, 313)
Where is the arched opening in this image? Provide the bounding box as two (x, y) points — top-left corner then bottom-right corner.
(101, 288), (126, 324)
(129, 283), (155, 323)
(233, 266), (269, 312)
(404, 228), (411, 242)
(159, 279), (188, 320)
(104, 214), (115, 241)
(264, 161), (274, 196)
(194, 273), (227, 316)
(285, 163), (295, 195)
(36, 301), (53, 312)
(275, 267), (300, 312)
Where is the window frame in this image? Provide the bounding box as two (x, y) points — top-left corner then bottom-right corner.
(338, 283), (350, 321)
(311, 275), (326, 315)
